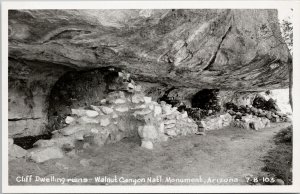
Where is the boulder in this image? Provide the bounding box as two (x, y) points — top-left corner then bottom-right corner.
(60, 125), (84, 136)
(201, 114), (231, 130)
(134, 108), (152, 116)
(115, 105), (129, 112)
(162, 104), (173, 115)
(33, 139), (57, 148)
(132, 94), (145, 104)
(114, 98), (127, 104)
(232, 120), (250, 129)
(154, 105), (162, 117)
(100, 117), (110, 127)
(28, 146), (64, 163)
(250, 120), (264, 130)
(181, 111), (188, 118)
(65, 116), (75, 124)
(85, 110), (99, 117)
(135, 85), (142, 92)
(112, 112), (118, 118)
(71, 109), (99, 118)
(34, 136), (77, 148)
(9, 144), (27, 159)
(143, 97), (152, 104)
(127, 83), (135, 92)
(93, 128), (110, 146)
(106, 91), (126, 104)
(131, 104), (147, 110)
(100, 106), (114, 114)
(90, 105), (101, 112)
(138, 125), (158, 140)
(78, 116), (100, 124)
(141, 140), (153, 150)
(159, 123), (165, 133)
(166, 129), (177, 136)
(71, 109), (87, 117)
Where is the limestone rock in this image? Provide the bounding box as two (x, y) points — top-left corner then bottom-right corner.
(34, 136), (77, 148)
(86, 110), (99, 117)
(131, 104), (147, 110)
(100, 117), (110, 127)
(71, 109), (87, 117)
(9, 10), (289, 91)
(233, 120), (250, 129)
(143, 97), (152, 104)
(33, 139), (56, 148)
(100, 106), (114, 114)
(159, 123), (165, 133)
(60, 125), (84, 136)
(90, 128), (99, 134)
(132, 94), (144, 104)
(78, 116), (100, 124)
(154, 106), (162, 117)
(135, 85), (142, 92)
(65, 116), (75, 124)
(134, 108), (152, 116)
(90, 105), (101, 112)
(28, 147), (64, 163)
(114, 98), (127, 104)
(166, 129), (177, 136)
(9, 144), (27, 159)
(162, 104), (173, 115)
(181, 111), (188, 118)
(138, 125), (158, 140)
(93, 128), (110, 146)
(115, 105), (129, 112)
(112, 112), (118, 118)
(106, 91), (126, 104)
(141, 140), (153, 150)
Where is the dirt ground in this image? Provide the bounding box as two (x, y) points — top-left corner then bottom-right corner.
(8, 122), (291, 185)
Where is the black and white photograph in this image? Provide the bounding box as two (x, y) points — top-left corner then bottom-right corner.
(1, 1), (300, 193)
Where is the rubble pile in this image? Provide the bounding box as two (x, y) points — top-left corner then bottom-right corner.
(19, 72), (198, 163)
(232, 115), (271, 130)
(195, 93), (291, 131)
(252, 95), (280, 112)
(199, 113), (233, 131)
(225, 100), (291, 130)
(225, 103), (291, 123)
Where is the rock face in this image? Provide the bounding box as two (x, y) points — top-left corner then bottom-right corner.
(8, 9), (291, 137)
(9, 9), (290, 89)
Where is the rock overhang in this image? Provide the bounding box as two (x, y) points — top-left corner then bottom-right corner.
(7, 9), (292, 138)
(8, 9), (291, 91)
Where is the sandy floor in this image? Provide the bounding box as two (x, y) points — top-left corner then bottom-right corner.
(8, 122), (291, 185)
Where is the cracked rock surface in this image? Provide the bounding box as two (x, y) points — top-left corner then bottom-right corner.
(9, 9), (290, 89)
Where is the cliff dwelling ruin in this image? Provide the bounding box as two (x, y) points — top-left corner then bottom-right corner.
(7, 9), (293, 186)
